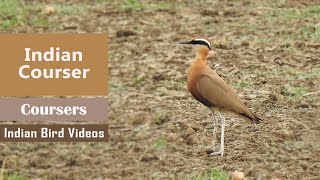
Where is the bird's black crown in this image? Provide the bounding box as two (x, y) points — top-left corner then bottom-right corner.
(190, 38), (211, 49)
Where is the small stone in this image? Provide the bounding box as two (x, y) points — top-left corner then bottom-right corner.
(175, 71), (183, 80)
(185, 127), (195, 136)
(300, 162), (308, 170)
(232, 171), (244, 180)
(166, 133), (179, 142)
(79, 155), (91, 164)
(42, 6), (55, 15)
(274, 57), (283, 66)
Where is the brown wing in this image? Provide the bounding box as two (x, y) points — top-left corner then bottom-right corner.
(196, 68), (261, 123)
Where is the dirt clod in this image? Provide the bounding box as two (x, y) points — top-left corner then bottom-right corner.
(116, 30), (137, 37)
(166, 133), (179, 142)
(140, 154), (159, 162)
(294, 103), (309, 109)
(186, 134), (198, 145)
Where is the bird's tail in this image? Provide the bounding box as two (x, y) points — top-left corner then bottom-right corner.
(239, 112), (262, 124)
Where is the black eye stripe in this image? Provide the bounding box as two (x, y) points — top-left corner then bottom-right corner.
(190, 40), (211, 49)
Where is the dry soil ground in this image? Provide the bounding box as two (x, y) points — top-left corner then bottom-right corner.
(0, 0), (320, 179)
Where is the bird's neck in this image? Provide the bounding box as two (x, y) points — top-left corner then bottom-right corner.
(195, 48), (209, 63)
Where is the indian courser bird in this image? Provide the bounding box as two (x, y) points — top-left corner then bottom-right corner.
(179, 37), (261, 156)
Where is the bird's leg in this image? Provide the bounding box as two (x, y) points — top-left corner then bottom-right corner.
(209, 110), (225, 157)
(219, 111), (225, 157)
(210, 108), (217, 149)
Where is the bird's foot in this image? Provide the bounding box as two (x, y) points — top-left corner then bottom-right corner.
(209, 149), (224, 157)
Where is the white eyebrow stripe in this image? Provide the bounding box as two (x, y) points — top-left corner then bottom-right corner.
(194, 38), (211, 48)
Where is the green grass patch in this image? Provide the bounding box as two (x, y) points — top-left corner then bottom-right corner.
(134, 76), (145, 86)
(276, 5), (320, 19)
(0, 0), (51, 30)
(301, 25), (320, 41)
(50, 4), (88, 15)
(304, 5), (320, 15)
(262, 68), (320, 81)
(0, 0), (26, 30)
(30, 16), (49, 27)
(233, 80), (253, 89)
(286, 87), (309, 100)
(1, 17), (19, 30)
(284, 141), (307, 151)
(147, 2), (173, 10)
(291, 68), (320, 80)
(261, 68), (318, 101)
(152, 136), (167, 150)
(120, 0), (145, 11)
(176, 80), (187, 90)
(118, 0), (173, 12)
(0, 0), (87, 30)
(0, 0), (22, 16)
(263, 6), (320, 41)
(245, 24), (258, 31)
(97, 0), (114, 3)
(283, 43), (296, 52)
(31, 4), (88, 15)
(108, 52), (115, 62)
(3, 173), (29, 180)
(108, 84), (128, 93)
(190, 168), (230, 180)
(153, 114), (162, 124)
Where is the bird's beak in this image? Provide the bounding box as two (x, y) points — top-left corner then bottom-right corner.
(178, 40), (192, 45)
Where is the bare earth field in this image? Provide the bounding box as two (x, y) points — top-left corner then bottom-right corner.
(0, 0), (320, 179)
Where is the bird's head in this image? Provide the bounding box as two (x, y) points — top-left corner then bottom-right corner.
(178, 37), (211, 52)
